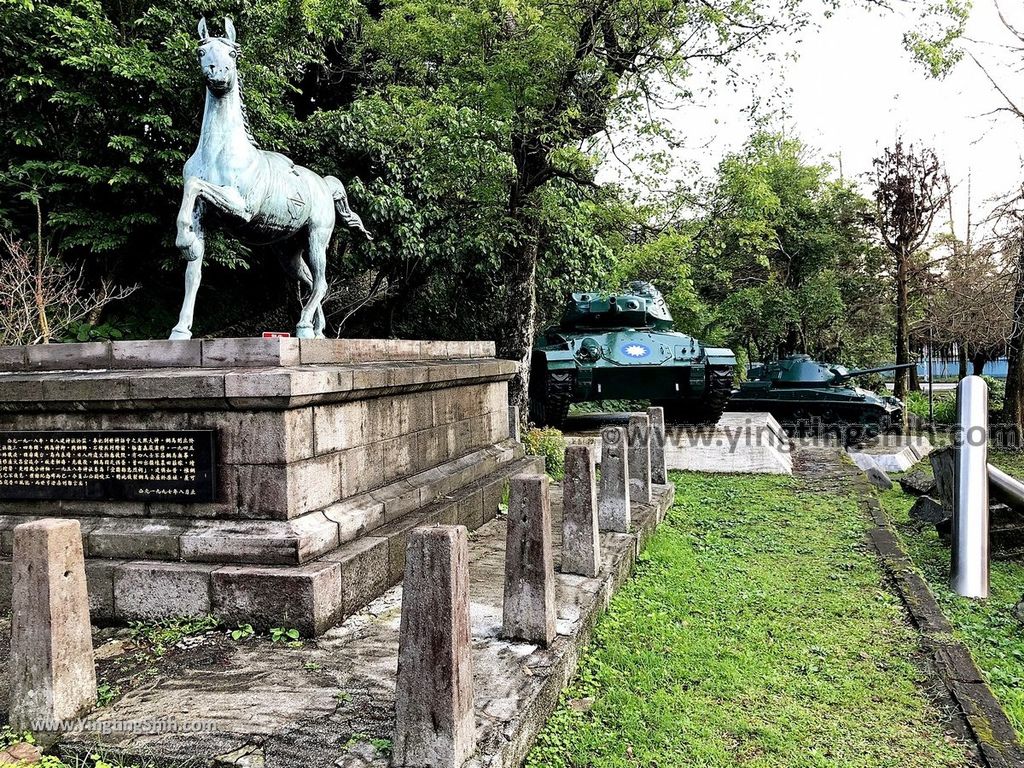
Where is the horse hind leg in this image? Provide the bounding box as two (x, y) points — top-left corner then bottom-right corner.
(282, 247), (325, 338)
(296, 227), (330, 340)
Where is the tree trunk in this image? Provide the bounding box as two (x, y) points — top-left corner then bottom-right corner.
(1004, 249), (1024, 446)
(972, 352), (988, 377)
(958, 343), (969, 380)
(909, 355), (921, 392)
(495, 205), (541, 413)
(894, 244), (910, 402)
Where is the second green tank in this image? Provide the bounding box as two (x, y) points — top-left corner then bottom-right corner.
(728, 354), (913, 435)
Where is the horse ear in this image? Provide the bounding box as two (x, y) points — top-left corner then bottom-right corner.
(224, 17), (236, 43)
(197, 17), (209, 40)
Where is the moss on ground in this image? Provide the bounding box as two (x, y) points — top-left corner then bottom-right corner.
(527, 471), (970, 768)
(880, 448), (1024, 739)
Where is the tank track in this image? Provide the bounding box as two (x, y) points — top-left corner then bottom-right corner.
(659, 365), (734, 426)
(691, 365), (735, 425)
(528, 368), (575, 428)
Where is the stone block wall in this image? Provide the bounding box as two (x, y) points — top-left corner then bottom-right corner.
(0, 339), (532, 632)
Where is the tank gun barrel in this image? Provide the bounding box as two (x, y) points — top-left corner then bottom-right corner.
(832, 362), (916, 382)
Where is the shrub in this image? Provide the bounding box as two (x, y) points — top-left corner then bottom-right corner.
(523, 427), (566, 480)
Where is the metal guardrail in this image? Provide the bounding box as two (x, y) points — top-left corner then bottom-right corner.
(951, 375), (989, 598)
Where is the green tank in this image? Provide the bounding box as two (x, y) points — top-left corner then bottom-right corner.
(528, 282), (737, 427)
(728, 354), (914, 434)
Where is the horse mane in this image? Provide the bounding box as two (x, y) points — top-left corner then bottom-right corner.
(235, 68), (259, 149)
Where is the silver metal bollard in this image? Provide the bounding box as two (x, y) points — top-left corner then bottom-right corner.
(951, 375), (989, 598)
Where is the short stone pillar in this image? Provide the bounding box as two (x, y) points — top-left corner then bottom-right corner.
(393, 525), (475, 768)
(502, 474), (556, 646)
(9, 519), (97, 732)
(647, 406), (668, 485)
(508, 405), (522, 443)
(599, 427), (630, 532)
(627, 414), (652, 504)
(562, 445), (600, 577)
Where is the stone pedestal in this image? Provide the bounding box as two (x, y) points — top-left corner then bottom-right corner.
(598, 427), (630, 533)
(393, 526), (475, 768)
(9, 518), (97, 731)
(502, 474), (556, 646)
(561, 445), (599, 577)
(627, 414), (652, 504)
(0, 338), (537, 634)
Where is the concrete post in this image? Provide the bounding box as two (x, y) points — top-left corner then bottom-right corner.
(951, 375), (989, 598)
(599, 427), (630, 533)
(9, 519), (97, 732)
(561, 445), (600, 578)
(647, 406), (668, 485)
(627, 414), (652, 504)
(502, 474), (556, 646)
(508, 405), (521, 443)
(393, 525), (475, 768)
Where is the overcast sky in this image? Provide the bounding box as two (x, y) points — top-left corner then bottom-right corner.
(607, 0), (1024, 234)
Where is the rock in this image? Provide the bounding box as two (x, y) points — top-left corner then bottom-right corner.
(866, 466), (893, 491)
(0, 742), (42, 766)
(848, 451), (879, 472)
(909, 495), (950, 525)
(930, 446), (956, 509)
(1012, 597), (1024, 625)
(899, 469), (935, 496)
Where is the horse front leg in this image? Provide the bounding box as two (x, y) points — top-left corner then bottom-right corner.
(170, 197), (206, 340)
(298, 226), (331, 340)
(169, 178), (252, 340)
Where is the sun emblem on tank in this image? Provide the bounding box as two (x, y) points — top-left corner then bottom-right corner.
(623, 343), (650, 358)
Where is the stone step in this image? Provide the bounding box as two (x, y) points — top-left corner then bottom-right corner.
(0, 440), (525, 567)
(0, 454), (544, 634)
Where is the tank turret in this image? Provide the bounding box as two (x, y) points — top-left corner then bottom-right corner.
(528, 282), (736, 427)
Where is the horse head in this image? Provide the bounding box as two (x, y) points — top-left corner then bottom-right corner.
(195, 17), (240, 96)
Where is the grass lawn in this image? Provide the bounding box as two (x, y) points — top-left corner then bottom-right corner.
(879, 448), (1024, 740)
(527, 470), (970, 768)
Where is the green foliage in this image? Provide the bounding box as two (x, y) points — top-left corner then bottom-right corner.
(523, 426), (566, 480)
(230, 623), (255, 641)
(269, 626), (303, 646)
(904, 0), (970, 78)
(127, 614), (219, 657)
(687, 132), (892, 364)
(95, 682), (120, 707)
(527, 471), (970, 767)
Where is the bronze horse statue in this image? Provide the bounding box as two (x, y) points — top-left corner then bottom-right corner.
(170, 17), (371, 340)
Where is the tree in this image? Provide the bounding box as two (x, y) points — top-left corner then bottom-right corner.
(680, 132), (891, 368)
(872, 140), (948, 401)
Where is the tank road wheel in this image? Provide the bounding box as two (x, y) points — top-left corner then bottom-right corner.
(658, 365), (734, 426)
(528, 362), (575, 429)
(691, 365), (735, 425)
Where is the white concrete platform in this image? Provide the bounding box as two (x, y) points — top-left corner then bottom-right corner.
(563, 412), (792, 475)
(849, 435), (934, 473)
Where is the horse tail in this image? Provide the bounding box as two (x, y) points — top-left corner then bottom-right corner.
(324, 176), (373, 241)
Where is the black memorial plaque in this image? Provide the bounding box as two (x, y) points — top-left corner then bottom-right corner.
(0, 430), (217, 502)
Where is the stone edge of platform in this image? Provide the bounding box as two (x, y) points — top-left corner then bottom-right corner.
(0, 338), (497, 373)
(848, 462), (1024, 768)
(470, 480), (676, 768)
